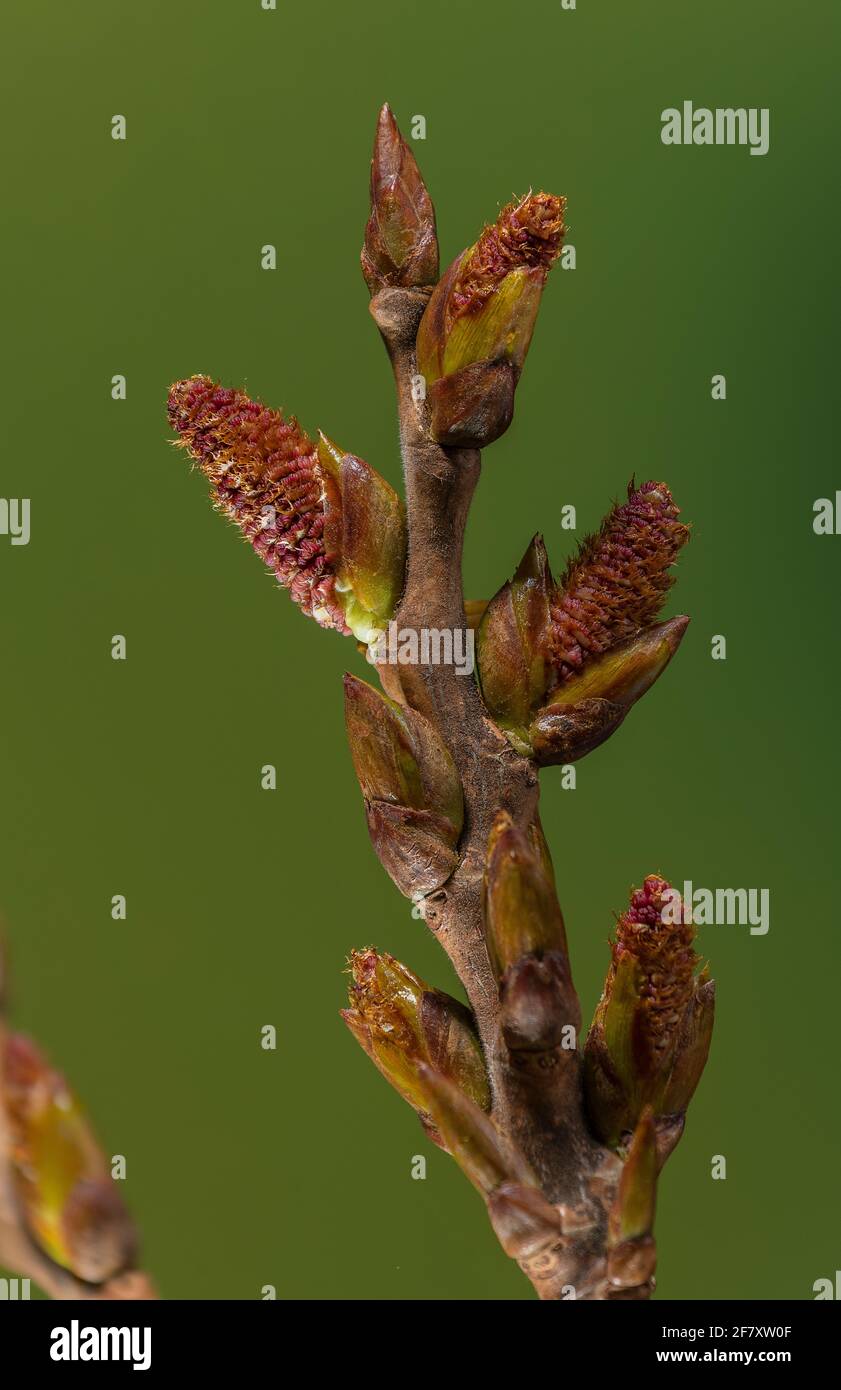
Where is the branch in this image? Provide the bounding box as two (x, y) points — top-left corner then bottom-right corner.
(368, 285), (623, 1299)
(166, 102), (713, 1303)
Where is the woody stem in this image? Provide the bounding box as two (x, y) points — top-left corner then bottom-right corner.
(368, 289), (620, 1300)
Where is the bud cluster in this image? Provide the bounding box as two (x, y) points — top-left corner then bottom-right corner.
(477, 481), (691, 764)
(583, 876), (715, 1154)
(341, 949), (489, 1136)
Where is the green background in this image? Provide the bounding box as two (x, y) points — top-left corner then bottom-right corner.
(2, 0), (839, 1300)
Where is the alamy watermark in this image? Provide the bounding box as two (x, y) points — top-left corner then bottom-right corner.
(0, 497), (30, 545)
(662, 880), (770, 936)
(367, 621), (475, 677)
(661, 102), (770, 156)
(0, 1277), (30, 1299)
(50, 1319), (151, 1370)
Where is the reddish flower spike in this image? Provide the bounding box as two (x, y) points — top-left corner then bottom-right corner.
(550, 480), (690, 683)
(612, 876), (697, 1063)
(447, 193), (566, 331)
(167, 375), (349, 633)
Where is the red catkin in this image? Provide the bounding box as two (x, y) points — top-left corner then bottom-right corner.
(168, 375), (349, 633)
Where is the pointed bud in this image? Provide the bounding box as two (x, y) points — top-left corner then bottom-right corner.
(416, 193), (565, 447)
(361, 103), (438, 295)
(167, 377), (406, 642)
(341, 949), (489, 1125)
(550, 480), (690, 683)
(2, 1035), (137, 1283)
(415, 1064), (537, 1195)
(476, 536), (554, 750)
(484, 813), (579, 1053)
(529, 617), (690, 766)
(607, 1108), (658, 1290)
(344, 674), (463, 896)
(583, 877), (714, 1150)
(484, 812), (568, 979)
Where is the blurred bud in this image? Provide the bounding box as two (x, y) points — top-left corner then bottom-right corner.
(361, 103), (438, 295)
(476, 536), (554, 750)
(416, 193), (565, 447)
(344, 674), (464, 896)
(99, 1271), (157, 1300)
(61, 1180), (138, 1285)
(607, 1107), (658, 1291)
(2, 1034), (136, 1283)
(583, 877), (715, 1151)
(416, 1064), (537, 1195)
(550, 480), (690, 683)
(529, 616), (690, 766)
(168, 377), (406, 642)
(341, 949), (489, 1129)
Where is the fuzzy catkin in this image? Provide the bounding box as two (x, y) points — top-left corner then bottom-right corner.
(550, 480), (690, 682)
(168, 375), (348, 632)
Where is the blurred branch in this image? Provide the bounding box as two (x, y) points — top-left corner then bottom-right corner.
(0, 935), (155, 1300)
